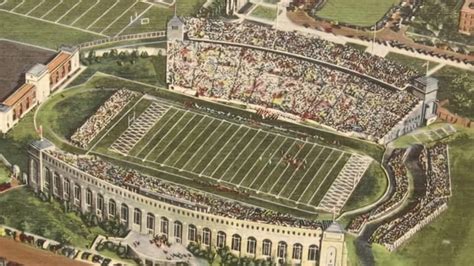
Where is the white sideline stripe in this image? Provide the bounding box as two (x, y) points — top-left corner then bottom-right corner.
(287, 147), (325, 199)
(0, 0), (7, 6)
(248, 139), (289, 189)
(307, 152), (345, 204)
(134, 108), (181, 157)
(10, 0), (24, 12)
(255, 141), (297, 192)
(86, 0), (120, 30)
(41, 0), (62, 18)
(268, 142), (309, 194)
(236, 136), (279, 186)
(220, 131), (267, 182)
(71, 0), (100, 26)
(296, 149), (336, 202)
(189, 122), (238, 172)
(163, 116), (213, 166)
(276, 145), (316, 197)
(114, 3), (152, 37)
(25, 0), (44, 15)
(100, 0), (137, 34)
(142, 110), (189, 161)
(201, 127), (248, 176)
(228, 133), (272, 184)
(151, 114), (200, 162)
(56, 0), (82, 22)
(171, 119), (221, 168)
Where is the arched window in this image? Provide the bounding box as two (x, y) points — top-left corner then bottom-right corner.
(202, 228), (211, 246)
(53, 173), (60, 195)
(174, 221), (183, 240)
(97, 194), (104, 212)
(108, 199), (116, 217)
(134, 208), (142, 225)
(231, 234), (241, 251)
(277, 241), (287, 258)
(86, 189), (92, 207)
(121, 204), (129, 223)
(262, 239), (272, 256)
(160, 217), (169, 236)
(292, 243), (303, 260)
(74, 185), (81, 206)
(217, 231), (226, 248)
(64, 179), (70, 198)
(146, 213), (155, 230)
(247, 237), (257, 255)
(308, 245), (319, 261)
(188, 224), (197, 242)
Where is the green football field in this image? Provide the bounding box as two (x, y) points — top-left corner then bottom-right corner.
(315, 0), (400, 27)
(90, 97), (359, 210)
(0, 0), (205, 37)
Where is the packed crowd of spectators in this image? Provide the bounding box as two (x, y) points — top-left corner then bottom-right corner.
(49, 151), (322, 230)
(71, 90), (137, 148)
(183, 18), (419, 87)
(369, 144), (450, 250)
(347, 149), (409, 233)
(168, 41), (419, 140)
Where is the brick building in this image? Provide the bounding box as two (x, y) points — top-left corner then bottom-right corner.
(459, 0), (474, 35)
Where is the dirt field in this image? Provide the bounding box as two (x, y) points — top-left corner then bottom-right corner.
(0, 238), (90, 266)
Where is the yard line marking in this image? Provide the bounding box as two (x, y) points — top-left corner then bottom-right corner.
(256, 141), (297, 192)
(228, 133), (271, 184)
(237, 136), (279, 186)
(163, 116), (214, 166)
(182, 121), (233, 170)
(277, 145), (316, 197)
(114, 3), (152, 37)
(296, 150), (335, 203)
(56, 0), (82, 22)
(307, 152), (345, 204)
(0, 0), (7, 7)
(171, 119), (223, 168)
(192, 125), (244, 174)
(41, 0), (63, 18)
(267, 142), (309, 194)
(151, 114), (201, 162)
(215, 130), (260, 180)
(25, 0), (44, 15)
(100, 0), (138, 34)
(86, 0), (120, 30)
(10, 0), (24, 12)
(134, 108), (181, 157)
(143, 111), (191, 161)
(71, 0), (100, 25)
(201, 127), (249, 177)
(287, 147), (325, 199)
(248, 139), (289, 189)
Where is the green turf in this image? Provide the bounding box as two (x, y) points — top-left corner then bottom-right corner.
(315, 0), (400, 27)
(12, 0), (39, 14)
(72, 0), (112, 29)
(385, 52), (439, 73)
(88, 0), (136, 33)
(43, 0), (77, 22)
(102, 2), (151, 36)
(0, 11), (101, 49)
(0, 162), (11, 184)
(57, 0), (98, 25)
(0, 187), (106, 248)
(250, 5), (277, 21)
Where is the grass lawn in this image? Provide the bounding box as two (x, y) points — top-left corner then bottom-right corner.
(0, 11), (101, 49)
(250, 5), (277, 21)
(315, 0), (399, 27)
(0, 162), (10, 184)
(385, 52), (439, 73)
(342, 162), (388, 212)
(0, 187), (106, 248)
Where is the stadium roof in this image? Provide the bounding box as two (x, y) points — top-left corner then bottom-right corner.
(0, 40), (56, 102)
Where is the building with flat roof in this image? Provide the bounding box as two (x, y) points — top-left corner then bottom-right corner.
(0, 40), (80, 133)
(459, 0), (474, 35)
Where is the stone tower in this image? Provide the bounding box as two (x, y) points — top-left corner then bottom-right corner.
(167, 15), (184, 42)
(319, 222), (347, 266)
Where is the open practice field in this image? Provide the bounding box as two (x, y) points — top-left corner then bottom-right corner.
(0, 0), (204, 38)
(315, 0), (399, 27)
(88, 95), (373, 211)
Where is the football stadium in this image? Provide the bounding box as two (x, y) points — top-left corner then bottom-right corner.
(22, 11), (456, 266)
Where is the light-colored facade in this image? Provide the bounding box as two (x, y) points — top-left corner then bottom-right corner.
(28, 140), (347, 265)
(459, 0), (474, 35)
(0, 46), (80, 134)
